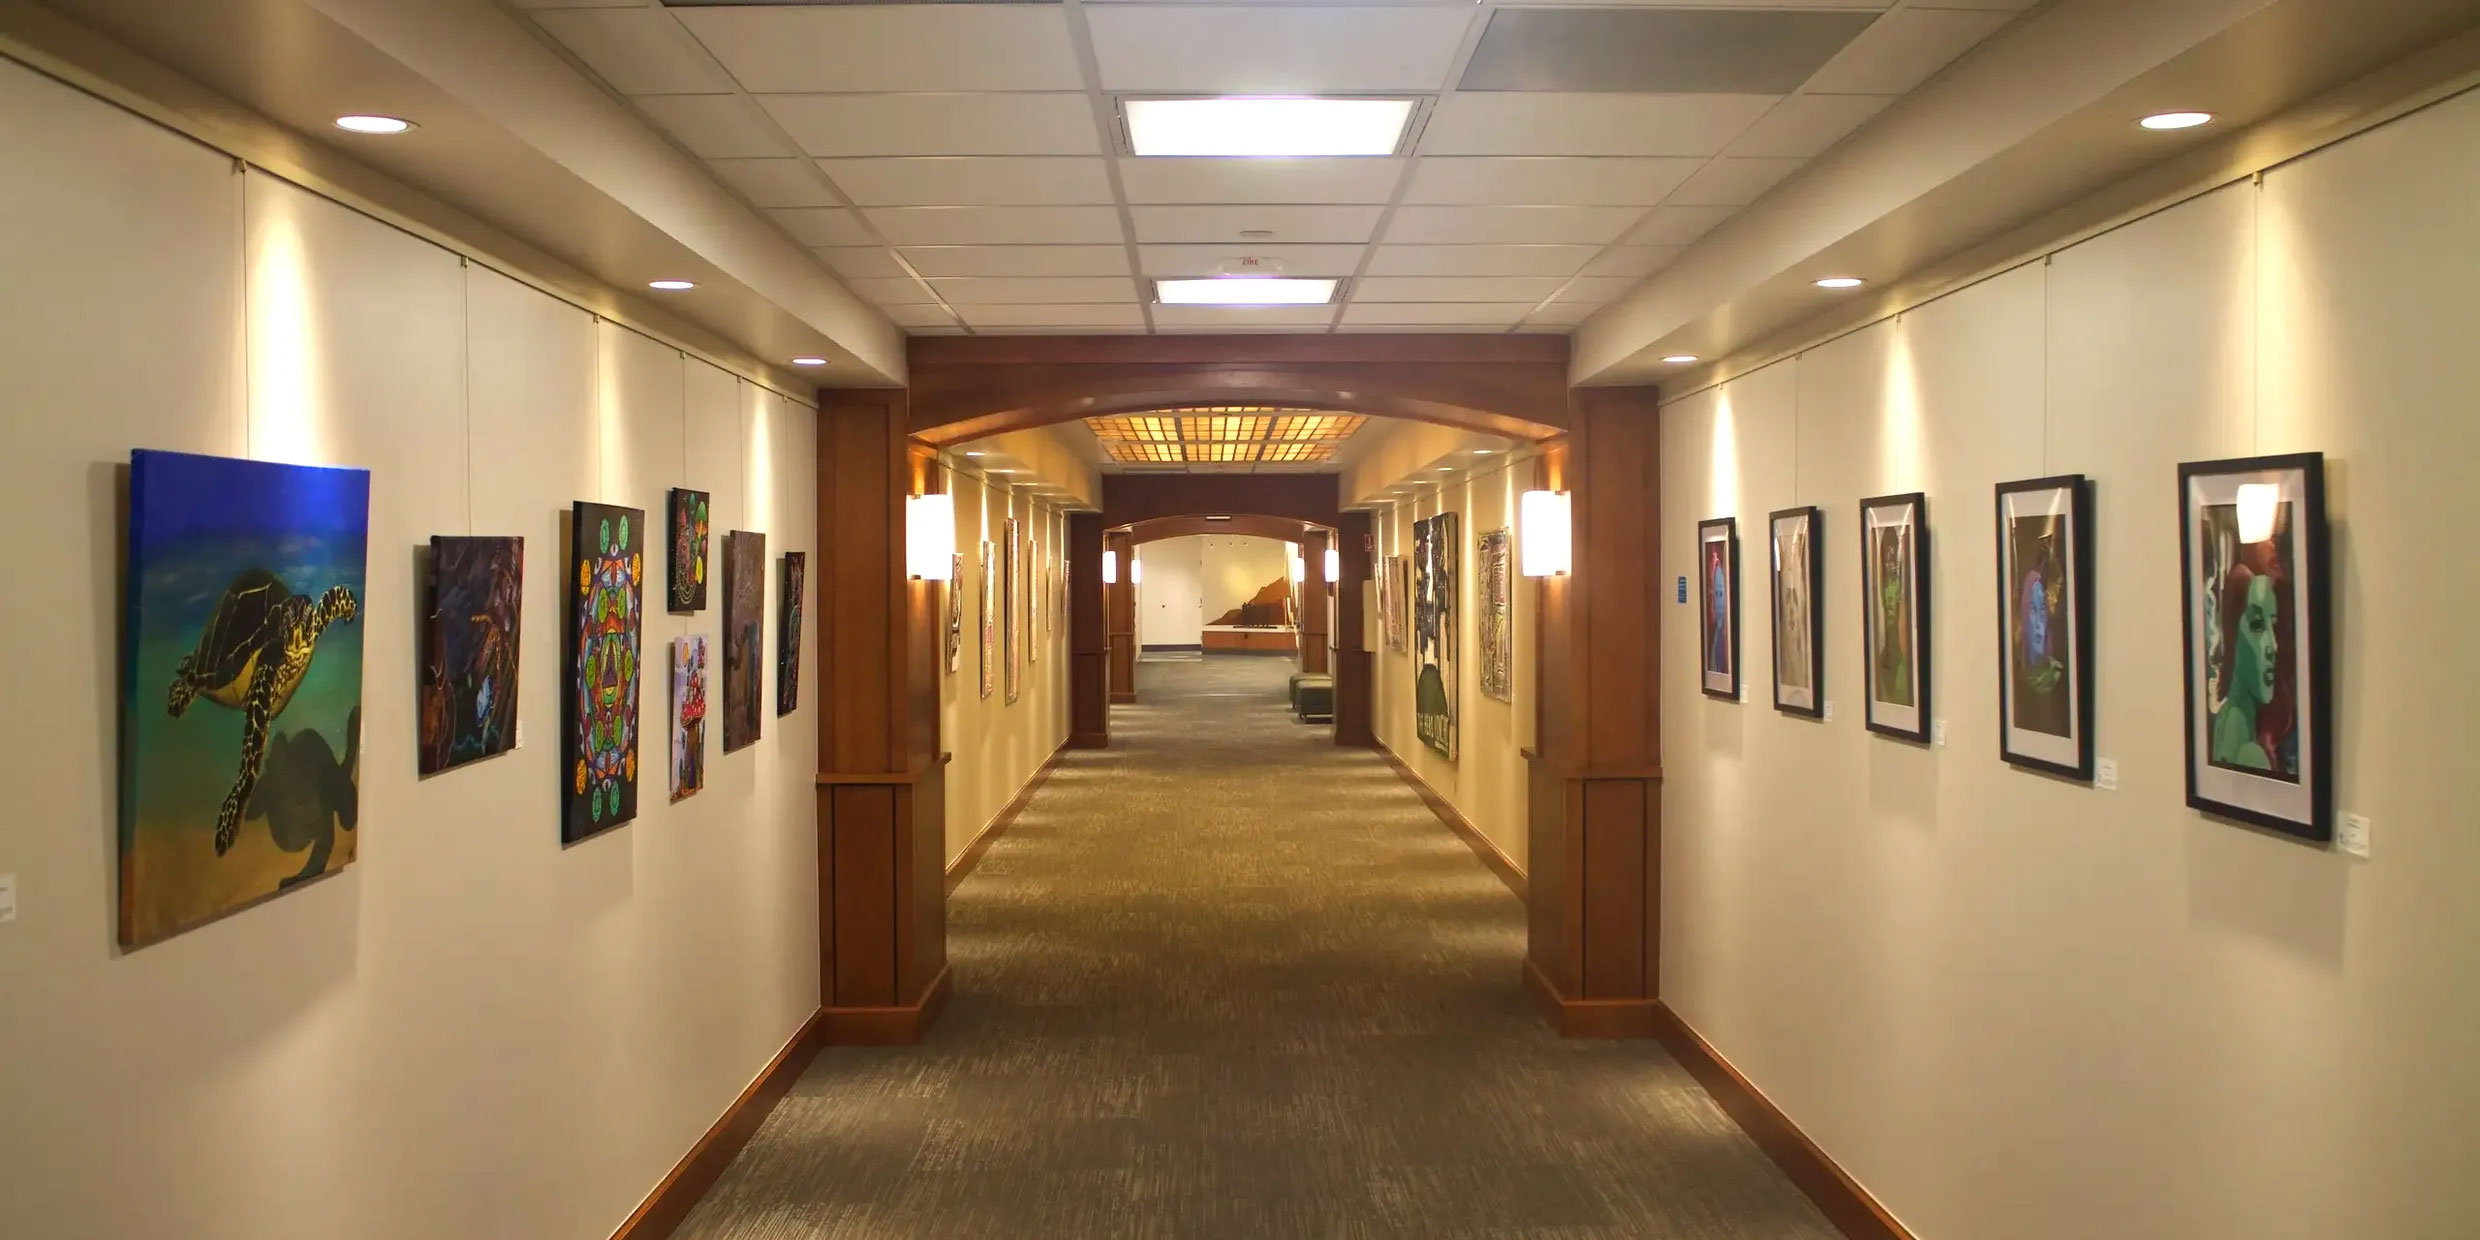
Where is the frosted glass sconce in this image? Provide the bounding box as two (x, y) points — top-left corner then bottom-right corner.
(1520, 490), (1571, 577)
(906, 493), (953, 580)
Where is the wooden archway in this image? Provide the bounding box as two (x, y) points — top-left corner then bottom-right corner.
(1117, 514), (1318, 546)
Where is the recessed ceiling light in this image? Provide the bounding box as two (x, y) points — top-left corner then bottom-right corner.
(791, 356), (828, 367)
(2139, 111), (2214, 130)
(1125, 97), (1415, 158)
(1472, 449), (1493, 455)
(1156, 277), (1337, 306)
(1437, 466), (1454, 472)
(1814, 277), (1863, 290)
(334, 114), (413, 135)
(648, 279), (696, 291)
(1662, 354), (1700, 364)
(963, 451), (985, 457)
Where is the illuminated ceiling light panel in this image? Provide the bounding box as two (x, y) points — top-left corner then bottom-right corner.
(1268, 414), (1364, 441)
(1156, 277), (1338, 306)
(1125, 97), (1415, 158)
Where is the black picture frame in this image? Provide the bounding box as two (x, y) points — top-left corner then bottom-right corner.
(1696, 517), (1740, 701)
(1993, 475), (2095, 780)
(2177, 452), (2332, 842)
(1858, 492), (1931, 743)
(1768, 506), (1824, 718)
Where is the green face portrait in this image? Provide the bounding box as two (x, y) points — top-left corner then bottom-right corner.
(2232, 573), (2279, 709)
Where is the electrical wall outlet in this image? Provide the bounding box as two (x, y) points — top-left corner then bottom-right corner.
(2337, 813), (2371, 859)
(2095, 758), (2119, 791)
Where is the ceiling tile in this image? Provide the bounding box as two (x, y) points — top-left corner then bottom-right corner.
(1402, 157), (1702, 206)
(1581, 245), (1683, 278)
(758, 94), (1100, 158)
(1420, 94), (1778, 157)
(1626, 205), (1737, 246)
(534, 9), (737, 96)
(845, 276), (938, 306)
(953, 304), (1148, 328)
(883, 304), (960, 330)
(1722, 93), (1894, 157)
(1365, 245), (1597, 277)
(673, 6), (1082, 93)
(767, 207), (876, 248)
(925, 277), (1143, 305)
(1521, 302), (1597, 327)
(1354, 276), (1569, 303)
(864, 206), (1126, 247)
(1666, 156), (1807, 207)
(1801, 8), (2014, 96)
(1381, 206), (1644, 245)
(1460, 9), (1874, 94)
(637, 94), (799, 159)
(707, 157), (837, 208)
(1152, 306), (1339, 329)
(1118, 159), (1406, 206)
(1086, 7), (1476, 93)
(821, 158), (1113, 207)
(904, 246), (1132, 278)
(816, 247), (910, 280)
(1129, 206), (1384, 245)
(1340, 303), (1532, 326)
(1138, 244), (1365, 278)
(1549, 276), (1639, 304)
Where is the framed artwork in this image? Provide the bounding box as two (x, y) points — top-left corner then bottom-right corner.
(1388, 555), (1411, 653)
(564, 500), (643, 844)
(2179, 453), (2331, 841)
(1995, 476), (2094, 779)
(671, 635), (706, 802)
(1860, 493), (1930, 741)
(1375, 554), (1396, 653)
(1414, 511), (1459, 760)
(421, 535), (523, 775)
(946, 551), (964, 675)
(121, 450), (369, 947)
(1769, 507), (1823, 717)
(1026, 531), (1039, 666)
(667, 488), (708, 613)
(777, 551), (805, 716)
(1003, 517), (1021, 704)
(721, 530), (765, 752)
(1478, 528), (1512, 702)
(978, 540), (996, 700)
(1698, 517), (1739, 701)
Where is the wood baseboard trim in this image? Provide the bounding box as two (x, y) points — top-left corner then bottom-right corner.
(609, 1007), (825, 1240)
(820, 964), (952, 1046)
(1651, 1002), (1915, 1240)
(1109, 690), (1137, 703)
(1375, 739), (1527, 901)
(1068, 729), (1108, 749)
(945, 742), (1067, 893)
(1521, 957), (1660, 1038)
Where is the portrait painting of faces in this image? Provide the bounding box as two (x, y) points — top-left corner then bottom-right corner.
(1859, 493), (1930, 742)
(1768, 507), (1823, 717)
(1995, 477), (2093, 779)
(1697, 517), (1738, 701)
(2179, 454), (2331, 841)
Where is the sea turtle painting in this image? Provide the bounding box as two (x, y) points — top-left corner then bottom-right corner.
(166, 569), (360, 855)
(246, 706), (362, 888)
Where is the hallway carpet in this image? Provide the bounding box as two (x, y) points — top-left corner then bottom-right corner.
(676, 655), (1838, 1239)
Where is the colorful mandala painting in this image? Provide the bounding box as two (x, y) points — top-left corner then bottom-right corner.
(565, 501), (642, 843)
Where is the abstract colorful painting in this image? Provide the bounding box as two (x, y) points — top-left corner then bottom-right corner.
(565, 501), (642, 843)
(1996, 476), (2093, 779)
(1769, 507), (1822, 718)
(668, 488), (709, 614)
(1413, 511), (1459, 760)
(420, 535), (523, 775)
(1478, 528), (1512, 703)
(978, 540), (996, 700)
(672, 635), (706, 802)
(947, 551), (964, 675)
(777, 551), (805, 716)
(1026, 532), (1039, 666)
(1698, 517), (1739, 701)
(722, 530), (765, 752)
(1860, 493), (1930, 742)
(2180, 453), (2331, 841)
(1003, 517), (1021, 704)
(1384, 555), (1410, 653)
(121, 450), (368, 947)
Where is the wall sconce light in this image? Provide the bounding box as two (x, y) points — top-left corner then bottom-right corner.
(1323, 548), (1339, 583)
(1290, 554), (1305, 584)
(2235, 482), (2280, 544)
(1102, 549), (1119, 585)
(1520, 490), (1572, 577)
(906, 493), (954, 580)
(1131, 556), (1143, 586)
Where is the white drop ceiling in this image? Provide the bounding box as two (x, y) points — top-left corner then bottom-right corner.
(509, 0), (2035, 335)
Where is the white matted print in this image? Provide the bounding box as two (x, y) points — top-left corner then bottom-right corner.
(1769, 507), (1822, 717)
(1996, 476), (2093, 778)
(1698, 517), (1738, 700)
(1859, 493), (1929, 742)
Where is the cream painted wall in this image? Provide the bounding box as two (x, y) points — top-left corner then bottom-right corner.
(936, 464), (1070, 868)
(1659, 86), (2480, 1240)
(1196, 535), (1296, 625)
(0, 56), (820, 1240)
(1371, 460), (1538, 870)
(1136, 534), (1205, 647)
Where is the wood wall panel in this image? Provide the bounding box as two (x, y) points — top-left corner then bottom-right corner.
(1102, 473), (1341, 530)
(1580, 779), (1648, 999)
(1333, 512), (1373, 746)
(829, 785), (897, 1008)
(1105, 529), (1136, 703)
(1298, 528), (1332, 675)
(1067, 513), (1109, 747)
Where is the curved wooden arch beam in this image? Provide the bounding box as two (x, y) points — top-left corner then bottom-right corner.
(1117, 514), (1318, 546)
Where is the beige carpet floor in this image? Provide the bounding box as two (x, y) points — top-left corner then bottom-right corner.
(675, 654), (1837, 1239)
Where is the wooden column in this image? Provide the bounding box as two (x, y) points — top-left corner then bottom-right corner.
(1525, 386), (1665, 1038)
(1298, 528), (1333, 675)
(815, 391), (948, 1044)
(1333, 512), (1374, 746)
(1067, 513), (1110, 748)
(1105, 529), (1137, 704)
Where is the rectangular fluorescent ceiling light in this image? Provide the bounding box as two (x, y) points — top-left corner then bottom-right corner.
(1126, 97), (1415, 157)
(1156, 278), (1337, 306)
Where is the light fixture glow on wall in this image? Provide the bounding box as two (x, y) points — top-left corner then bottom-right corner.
(1130, 556), (1143, 586)
(334, 114), (413, 134)
(1125, 97), (1415, 157)
(1663, 354), (1700, 364)
(1323, 548), (1340, 582)
(648, 279), (696, 291)
(1155, 277), (1338, 306)
(1102, 549), (1119, 585)
(2139, 111), (2214, 130)
(1520, 490), (1572, 578)
(1290, 555), (1305, 584)
(791, 356), (828, 367)
(2235, 483), (2280, 544)
(905, 493), (954, 580)
(1813, 277), (1864, 290)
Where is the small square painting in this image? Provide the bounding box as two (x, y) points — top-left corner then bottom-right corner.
(420, 535), (524, 776)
